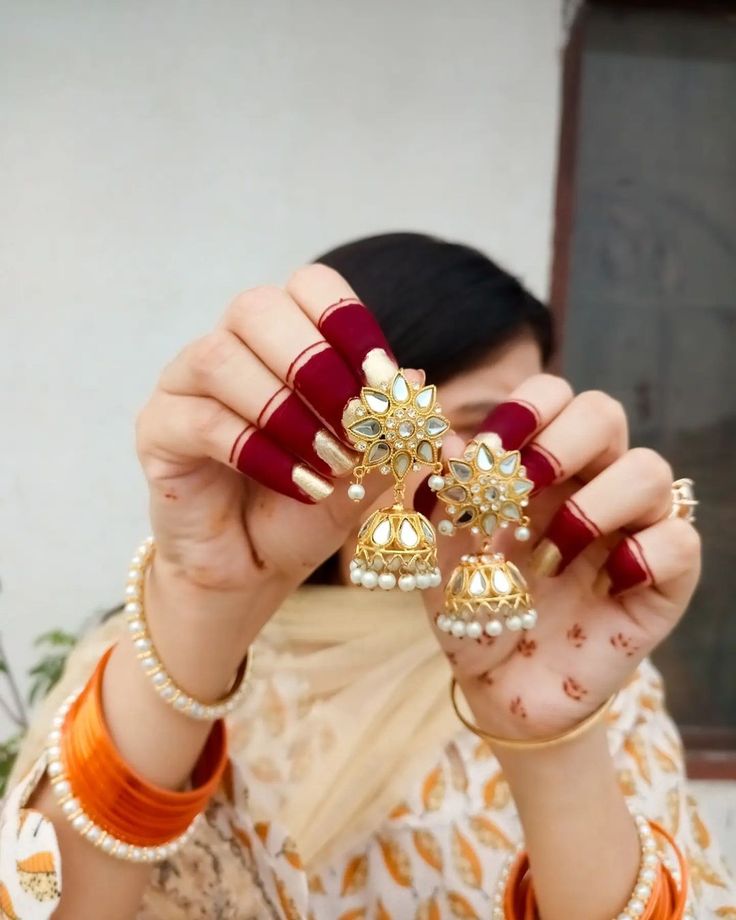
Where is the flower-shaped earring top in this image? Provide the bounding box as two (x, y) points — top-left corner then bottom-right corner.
(346, 370), (450, 496)
(433, 439), (534, 543)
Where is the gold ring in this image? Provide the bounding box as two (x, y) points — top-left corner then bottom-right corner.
(669, 478), (697, 524)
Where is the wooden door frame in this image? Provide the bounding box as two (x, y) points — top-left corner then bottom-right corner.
(550, 0), (736, 779)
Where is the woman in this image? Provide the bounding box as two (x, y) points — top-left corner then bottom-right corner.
(2, 233), (733, 919)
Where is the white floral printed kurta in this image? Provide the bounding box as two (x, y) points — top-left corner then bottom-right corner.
(1, 657), (734, 918)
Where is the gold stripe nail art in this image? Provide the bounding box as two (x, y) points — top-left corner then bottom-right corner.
(362, 348), (397, 387)
(530, 539), (563, 577)
(292, 465), (334, 502)
(313, 429), (355, 475)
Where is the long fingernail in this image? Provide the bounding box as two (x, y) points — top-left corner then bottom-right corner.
(530, 538), (563, 577)
(318, 301), (397, 384)
(592, 569), (613, 597)
(519, 444), (561, 494)
(535, 501), (601, 575)
(478, 400), (540, 451)
(604, 537), (652, 596)
(363, 347), (397, 387)
(292, 465), (334, 502)
(414, 475), (437, 518)
(291, 347), (362, 439)
(313, 430), (355, 475)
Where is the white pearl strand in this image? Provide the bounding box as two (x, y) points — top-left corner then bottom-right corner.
(491, 814), (671, 920)
(45, 690), (200, 862)
(126, 538), (250, 720)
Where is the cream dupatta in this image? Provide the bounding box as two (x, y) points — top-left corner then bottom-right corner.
(10, 585), (457, 868)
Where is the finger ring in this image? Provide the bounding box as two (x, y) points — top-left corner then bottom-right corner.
(669, 478), (697, 523)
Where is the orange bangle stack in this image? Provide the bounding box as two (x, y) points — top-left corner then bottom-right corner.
(499, 819), (690, 920)
(46, 645), (228, 863)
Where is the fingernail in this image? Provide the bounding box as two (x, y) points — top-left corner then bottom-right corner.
(363, 347), (397, 387)
(414, 475), (437, 518)
(292, 465), (334, 502)
(313, 429), (355, 475)
(604, 537), (651, 596)
(592, 569), (613, 597)
(478, 400), (540, 451)
(519, 444), (560, 494)
(530, 538), (563, 577)
(543, 501), (600, 574)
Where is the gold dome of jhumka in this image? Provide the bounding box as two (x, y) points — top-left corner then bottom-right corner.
(345, 370), (448, 591)
(437, 552), (537, 640)
(350, 505), (441, 591)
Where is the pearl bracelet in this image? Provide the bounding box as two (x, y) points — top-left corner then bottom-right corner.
(46, 689), (201, 862)
(491, 813), (665, 920)
(125, 538), (252, 720)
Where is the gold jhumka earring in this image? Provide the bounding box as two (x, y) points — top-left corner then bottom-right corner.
(431, 438), (538, 638)
(345, 370), (449, 591)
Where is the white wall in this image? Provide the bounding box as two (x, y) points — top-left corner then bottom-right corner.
(0, 0), (562, 726)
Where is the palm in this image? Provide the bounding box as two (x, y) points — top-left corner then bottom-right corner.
(144, 451), (361, 596)
(424, 481), (678, 738)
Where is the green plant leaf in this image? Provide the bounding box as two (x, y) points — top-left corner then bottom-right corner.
(0, 732), (23, 796)
(34, 629), (77, 649)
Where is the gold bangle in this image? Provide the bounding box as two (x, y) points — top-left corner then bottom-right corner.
(450, 677), (616, 751)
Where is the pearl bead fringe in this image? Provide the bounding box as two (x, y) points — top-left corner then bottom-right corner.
(46, 690), (201, 862)
(491, 814), (672, 919)
(126, 538), (251, 721)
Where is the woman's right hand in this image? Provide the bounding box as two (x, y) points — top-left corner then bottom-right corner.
(135, 264), (399, 630)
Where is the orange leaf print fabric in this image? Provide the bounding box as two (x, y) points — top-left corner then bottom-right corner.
(377, 837), (413, 888)
(421, 765), (446, 812)
(447, 890), (481, 919)
(482, 771), (510, 810)
(446, 742), (469, 794)
(451, 825), (483, 889)
(415, 895), (441, 920)
(0, 883), (19, 920)
(468, 815), (513, 851)
(412, 829), (443, 873)
(340, 854), (368, 896)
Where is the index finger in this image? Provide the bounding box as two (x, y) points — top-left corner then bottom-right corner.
(476, 374), (573, 451)
(286, 263), (397, 386)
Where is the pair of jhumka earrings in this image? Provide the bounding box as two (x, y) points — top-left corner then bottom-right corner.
(345, 370), (538, 639)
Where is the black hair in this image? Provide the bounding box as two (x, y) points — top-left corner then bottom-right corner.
(307, 231), (554, 584)
(317, 232), (553, 381)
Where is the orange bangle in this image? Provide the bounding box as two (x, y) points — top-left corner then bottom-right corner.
(46, 645), (228, 862)
(498, 817), (690, 919)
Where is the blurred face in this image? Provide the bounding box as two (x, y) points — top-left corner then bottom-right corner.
(436, 333), (543, 439)
(338, 333), (544, 577)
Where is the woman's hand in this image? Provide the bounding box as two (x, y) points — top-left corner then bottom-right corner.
(136, 263), (400, 629)
(422, 374), (701, 740)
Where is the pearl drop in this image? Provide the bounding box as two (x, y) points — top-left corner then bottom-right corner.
(378, 572), (396, 590)
(628, 898), (645, 917)
(521, 610), (538, 630)
(466, 621), (483, 639)
(416, 572), (432, 589)
(428, 474), (445, 491)
(398, 574), (416, 591)
(429, 569), (442, 587)
(485, 619), (503, 637)
(348, 483), (365, 501)
(436, 614), (451, 632)
(350, 567), (365, 585)
(515, 526), (531, 542)
(451, 620), (466, 638)
(360, 570), (379, 589)
(506, 614), (522, 631)
(349, 559), (360, 571)
(438, 519), (455, 535)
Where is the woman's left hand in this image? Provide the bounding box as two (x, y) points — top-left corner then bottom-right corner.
(420, 374), (701, 740)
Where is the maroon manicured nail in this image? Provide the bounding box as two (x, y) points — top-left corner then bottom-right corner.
(289, 346), (361, 438)
(478, 400), (540, 450)
(531, 500), (601, 576)
(235, 428), (331, 503)
(318, 301), (396, 379)
(604, 536), (653, 596)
